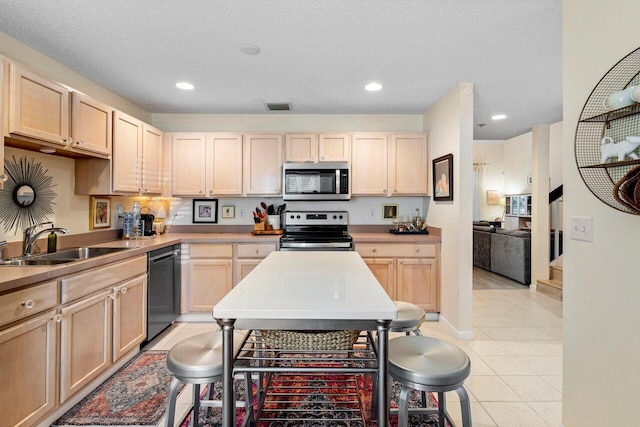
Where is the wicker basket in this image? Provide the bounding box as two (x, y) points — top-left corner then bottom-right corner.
(259, 329), (360, 351)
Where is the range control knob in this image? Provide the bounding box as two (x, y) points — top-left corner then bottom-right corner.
(290, 215), (295, 219)
(333, 215), (337, 219)
(339, 215), (343, 219)
(296, 215), (301, 219)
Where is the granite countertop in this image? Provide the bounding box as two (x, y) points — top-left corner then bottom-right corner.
(0, 229), (441, 293)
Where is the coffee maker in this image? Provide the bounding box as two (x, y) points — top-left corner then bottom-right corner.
(140, 207), (155, 236)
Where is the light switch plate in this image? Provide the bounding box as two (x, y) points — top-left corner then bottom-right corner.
(571, 216), (593, 242)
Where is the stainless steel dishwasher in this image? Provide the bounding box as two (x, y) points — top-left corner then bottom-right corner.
(146, 244), (181, 341)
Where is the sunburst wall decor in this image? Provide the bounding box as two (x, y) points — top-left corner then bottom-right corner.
(0, 155), (57, 233)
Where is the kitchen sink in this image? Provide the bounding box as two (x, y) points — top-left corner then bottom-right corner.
(30, 247), (129, 261)
(0, 258), (72, 266)
(0, 246), (129, 266)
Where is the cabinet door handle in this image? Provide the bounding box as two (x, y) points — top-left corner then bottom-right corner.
(0, 173), (7, 182)
(120, 287), (127, 294)
(372, 248), (377, 253)
(254, 249), (259, 254)
(52, 314), (62, 323)
(416, 248), (421, 253)
(22, 299), (35, 309)
(62, 137), (73, 145)
(75, 140), (84, 147)
(383, 189), (387, 194)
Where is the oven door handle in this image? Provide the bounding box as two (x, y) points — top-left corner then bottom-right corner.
(280, 242), (352, 249)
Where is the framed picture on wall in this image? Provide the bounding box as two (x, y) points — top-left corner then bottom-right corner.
(90, 196), (111, 229)
(432, 154), (454, 201)
(382, 204), (398, 220)
(192, 199), (218, 223)
(487, 190), (500, 205)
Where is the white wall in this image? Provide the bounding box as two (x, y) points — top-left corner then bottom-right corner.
(153, 114), (424, 133)
(504, 131), (533, 195)
(473, 141), (506, 221)
(423, 83), (474, 338)
(563, 1), (640, 425)
(0, 147), (130, 243)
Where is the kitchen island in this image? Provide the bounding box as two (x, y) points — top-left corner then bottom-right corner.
(213, 251), (397, 426)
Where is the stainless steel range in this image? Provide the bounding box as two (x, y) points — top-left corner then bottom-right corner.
(279, 210), (353, 251)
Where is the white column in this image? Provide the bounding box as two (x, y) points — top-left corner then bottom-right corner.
(531, 124), (550, 285)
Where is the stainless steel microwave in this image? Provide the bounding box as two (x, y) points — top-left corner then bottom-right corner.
(282, 163), (350, 201)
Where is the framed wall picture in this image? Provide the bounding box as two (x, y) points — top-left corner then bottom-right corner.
(487, 190), (500, 205)
(432, 153), (454, 201)
(193, 199), (218, 223)
(90, 196), (111, 229)
(382, 204), (398, 220)
(221, 206), (235, 219)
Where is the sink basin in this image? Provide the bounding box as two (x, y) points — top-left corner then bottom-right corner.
(0, 258), (72, 266)
(30, 247), (129, 261)
(0, 246), (129, 266)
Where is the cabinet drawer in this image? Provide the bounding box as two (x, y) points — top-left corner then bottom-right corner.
(236, 243), (277, 258)
(0, 281), (57, 327)
(356, 243), (436, 258)
(189, 243), (233, 258)
(61, 255), (147, 304)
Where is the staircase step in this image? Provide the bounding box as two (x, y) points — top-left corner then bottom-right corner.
(536, 279), (563, 301)
(550, 266), (563, 282)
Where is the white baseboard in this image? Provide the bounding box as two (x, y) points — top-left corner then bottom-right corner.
(438, 314), (474, 340)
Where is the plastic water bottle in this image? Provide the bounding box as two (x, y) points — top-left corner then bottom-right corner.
(123, 213), (133, 239)
(132, 201), (141, 238)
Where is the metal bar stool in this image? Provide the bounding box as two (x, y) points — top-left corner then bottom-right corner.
(390, 301), (426, 335)
(389, 335), (472, 427)
(165, 330), (253, 427)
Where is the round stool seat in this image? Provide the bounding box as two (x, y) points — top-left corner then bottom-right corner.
(390, 301), (425, 330)
(167, 330), (248, 380)
(389, 336), (470, 387)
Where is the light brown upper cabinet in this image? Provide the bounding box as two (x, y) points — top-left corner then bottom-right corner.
(141, 124), (163, 194)
(388, 133), (429, 195)
(243, 133), (284, 196)
(70, 92), (113, 157)
(8, 63), (71, 146)
(351, 133), (388, 195)
(207, 133), (243, 196)
(171, 133), (243, 197)
(112, 111), (163, 194)
(284, 133), (351, 163)
(351, 132), (429, 196)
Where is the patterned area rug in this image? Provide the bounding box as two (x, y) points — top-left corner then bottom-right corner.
(53, 350), (178, 426)
(182, 373), (446, 426)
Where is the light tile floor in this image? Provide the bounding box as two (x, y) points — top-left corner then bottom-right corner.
(147, 276), (563, 427)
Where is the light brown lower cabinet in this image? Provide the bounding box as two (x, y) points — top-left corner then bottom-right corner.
(233, 243), (277, 285)
(186, 243), (233, 312)
(59, 257), (148, 403)
(60, 289), (112, 403)
(358, 243), (440, 312)
(0, 309), (57, 427)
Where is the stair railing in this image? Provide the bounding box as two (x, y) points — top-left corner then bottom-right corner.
(549, 185), (563, 260)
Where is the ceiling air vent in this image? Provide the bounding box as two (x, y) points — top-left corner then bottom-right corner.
(265, 102), (291, 111)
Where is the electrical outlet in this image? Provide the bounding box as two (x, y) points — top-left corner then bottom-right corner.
(239, 209), (246, 219)
(369, 208), (375, 218)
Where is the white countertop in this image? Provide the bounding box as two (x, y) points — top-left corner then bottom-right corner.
(213, 251), (397, 320)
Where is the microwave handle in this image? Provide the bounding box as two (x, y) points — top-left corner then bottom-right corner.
(336, 169), (340, 194)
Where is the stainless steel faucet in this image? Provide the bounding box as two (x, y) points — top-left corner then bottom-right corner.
(23, 222), (69, 256)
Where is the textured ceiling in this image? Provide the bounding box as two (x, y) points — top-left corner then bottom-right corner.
(0, 1), (562, 140)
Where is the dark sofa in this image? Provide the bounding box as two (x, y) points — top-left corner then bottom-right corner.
(473, 223), (531, 285)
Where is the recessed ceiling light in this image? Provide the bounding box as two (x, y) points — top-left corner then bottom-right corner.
(39, 146), (56, 154)
(365, 82), (383, 91)
(491, 114), (507, 120)
(175, 82), (195, 90)
(240, 44), (260, 55)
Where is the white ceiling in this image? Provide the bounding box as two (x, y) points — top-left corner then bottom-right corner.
(0, 1), (562, 140)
